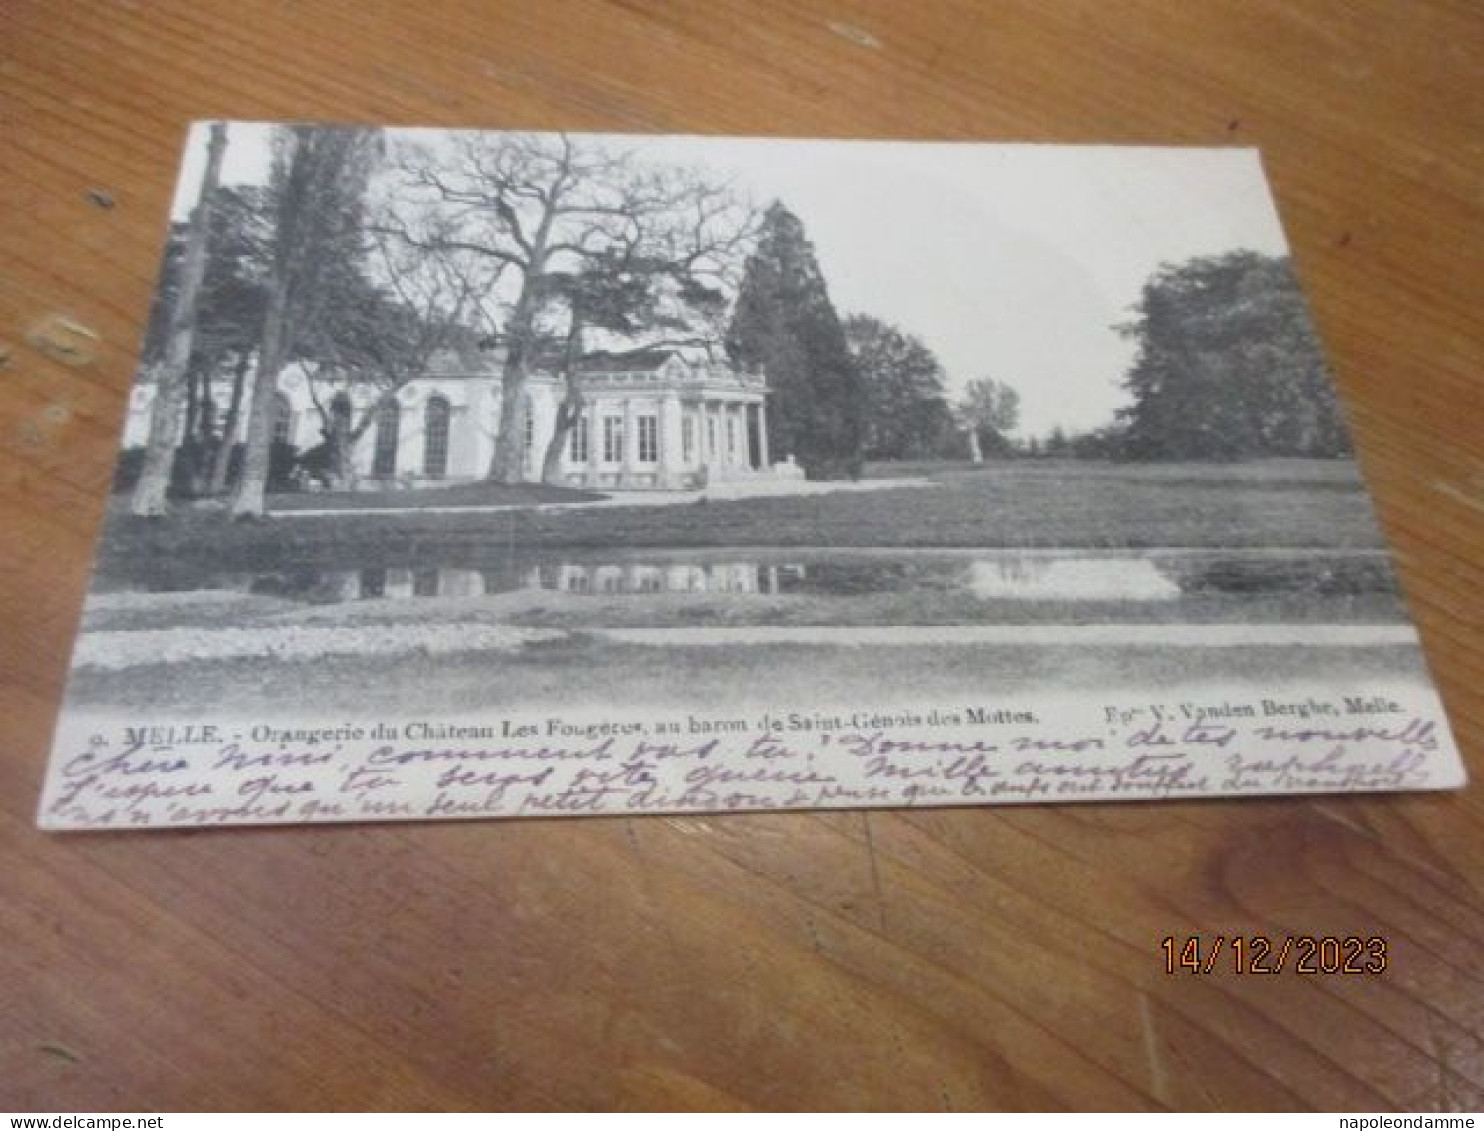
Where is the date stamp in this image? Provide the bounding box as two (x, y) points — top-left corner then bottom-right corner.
(1161, 935), (1388, 975)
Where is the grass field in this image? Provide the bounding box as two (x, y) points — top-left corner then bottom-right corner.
(269, 479), (603, 510)
(98, 458), (1385, 575)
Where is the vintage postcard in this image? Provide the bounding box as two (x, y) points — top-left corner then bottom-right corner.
(38, 123), (1465, 830)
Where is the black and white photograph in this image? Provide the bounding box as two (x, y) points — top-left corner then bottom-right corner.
(39, 123), (1464, 828)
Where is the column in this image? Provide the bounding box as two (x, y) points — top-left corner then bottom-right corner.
(523, 392), (539, 481)
(475, 388), (498, 481)
(540, 391), (559, 478)
(756, 399), (770, 470)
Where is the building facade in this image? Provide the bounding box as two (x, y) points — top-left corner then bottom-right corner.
(123, 347), (789, 491)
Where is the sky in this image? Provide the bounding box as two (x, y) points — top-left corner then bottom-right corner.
(171, 123), (1293, 437)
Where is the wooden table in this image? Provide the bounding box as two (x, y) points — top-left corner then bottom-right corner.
(3, 0), (1481, 1112)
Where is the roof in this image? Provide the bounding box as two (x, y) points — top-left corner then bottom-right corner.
(573, 348), (680, 374)
(420, 344), (684, 378)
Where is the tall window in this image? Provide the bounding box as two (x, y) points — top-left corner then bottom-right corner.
(603, 416), (624, 463)
(727, 416), (739, 462)
(569, 414), (590, 463)
(271, 392), (294, 445)
(359, 569), (386, 598)
(637, 415), (658, 463)
(423, 395), (451, 477)
(706, 416), (717, 461)
(372, 399), (399, 476)
(522, 399), (535, 457)
(682, 416), (695, 464)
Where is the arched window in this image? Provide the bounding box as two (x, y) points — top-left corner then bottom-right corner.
(271, 392), (294, 445)
(424, 395), (451, 477)
(198, 395), (217, 440)
(372, 399), (400, 476)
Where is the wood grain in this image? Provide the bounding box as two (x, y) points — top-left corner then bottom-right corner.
(2, 0), (1482, 1111)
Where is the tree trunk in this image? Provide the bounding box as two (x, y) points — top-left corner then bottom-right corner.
(329, 421), (354, 490)
(332, 406), (381, 491)
(541, 396), (581, 486)
(539, 323), (584, 486)
(488, 296), (538, 484)
(487, 213), (555, 483)
(968, 427), (984, 464)
(229, 277), (289, 518)
(207, 350), (250, 495)
(130, 122), (228, 516)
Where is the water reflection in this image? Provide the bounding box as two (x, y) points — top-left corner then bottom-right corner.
(240, 561), (796, 599)
(529, 561), (796, 596)
(967, 558), (1180, 600)
(100, 551), (1400, 604)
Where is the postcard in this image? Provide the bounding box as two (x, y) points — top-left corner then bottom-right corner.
(37, 123), (1465, 830)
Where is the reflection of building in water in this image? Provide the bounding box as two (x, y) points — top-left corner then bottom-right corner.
(966, 557), (1181, 601)
(322, 569), (488, 600)
(527, 561), (786, 595)
(119, 556), (1195, 605)
(435, 570), (487, 598)
(212, 560), (807, 601)
(321, 572), (362, 601)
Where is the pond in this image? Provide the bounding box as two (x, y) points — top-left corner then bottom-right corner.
(93, 547), (1402, 606)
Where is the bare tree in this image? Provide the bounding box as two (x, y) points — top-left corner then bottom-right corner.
(958, 377), (1021, 462)
(131, 183), (274, 498)
(399, 132), (752, 484)
(130, 122), (228, 516)
(193, 187), (272, 495)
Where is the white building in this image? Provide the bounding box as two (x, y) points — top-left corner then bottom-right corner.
(123, 346), (790, 491)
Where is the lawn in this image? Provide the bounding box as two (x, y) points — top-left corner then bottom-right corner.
(96, 458), (1386, 576)
(268, 479), (605, 510)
